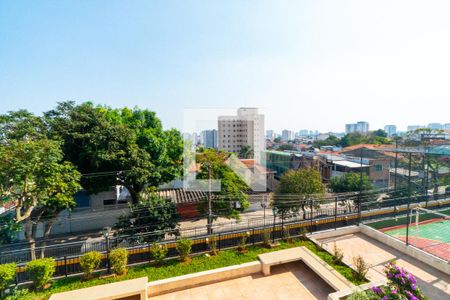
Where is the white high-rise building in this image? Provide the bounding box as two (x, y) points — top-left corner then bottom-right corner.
(201, 129), (217, 149)
(266, 130), (275, 140)
(218, 108), (265, 162)
(281, 130), (295, 141)
(428, 123), (443, 130)
(346, 121), (369, 134)
(384, 125), (397, 137)
(444, 123), (450, 130)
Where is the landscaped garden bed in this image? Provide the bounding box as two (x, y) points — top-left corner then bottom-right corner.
(2, 238), (366, 300)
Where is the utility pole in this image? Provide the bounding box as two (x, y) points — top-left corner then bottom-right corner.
(206, 163), (213, 235)
(406, 152), (412, 246)
(394, 137), (399, 192)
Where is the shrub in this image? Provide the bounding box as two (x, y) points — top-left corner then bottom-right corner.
(4, 288), (31, 300)
(347, 291), (371, 300)
(368, 261), (427, 300)
(26, 258), (55, 290)
(332, 243), (344, 265)
(352, 255), (369, 282)
(237, 232), (249, 253)
(80, 251), (102, 279)
(150, 243), (168, 265)
(176, 238), (193, 262)
(0, 263), (16, 295)
(109, 248), (128, 275)
(262, 230), (271, 248)
(207, 235), (218, 255)
(282, 227), (292, 243)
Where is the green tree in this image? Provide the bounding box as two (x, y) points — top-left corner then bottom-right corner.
(114, 193), (179, 243)
(329, 173), (375, 211)
(312, 135), (340, 148)
(0, 111), (81, 259)
(45, 102), (183, 204)
(278, 144), (296, 151)
(238, 145), (254, 159)
(196, 150), (249, 232)
(372, 129), (387, 138)
(273, 168), (325, 220)
(0, 215), (21, 245)
(274, 137), (282, 143)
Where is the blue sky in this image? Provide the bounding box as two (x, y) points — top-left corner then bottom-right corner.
(1, 0), (449, 133)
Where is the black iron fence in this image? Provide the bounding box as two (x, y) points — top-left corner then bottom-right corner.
(7, 192), (450, 284)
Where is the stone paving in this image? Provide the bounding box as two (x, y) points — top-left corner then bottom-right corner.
(152, 261), (334, 300)
(317, 232), (450, 300)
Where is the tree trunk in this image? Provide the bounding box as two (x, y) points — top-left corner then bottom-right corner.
(124, 184), (139, 204)
(39, 217), (56, 258)
(24, 218), (37, 261)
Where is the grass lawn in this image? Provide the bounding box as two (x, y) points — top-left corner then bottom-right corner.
(12, 239), (366, 300)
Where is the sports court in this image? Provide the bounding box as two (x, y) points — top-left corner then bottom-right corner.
(373, 208), (450, 261)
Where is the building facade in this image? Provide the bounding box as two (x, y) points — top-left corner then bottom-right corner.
(201, 129), (217, 148)
(345, 121), (369, 134)
(384, 125), (397, 137)
(218, 108), (265, 162)
(281, 129), (295, 141)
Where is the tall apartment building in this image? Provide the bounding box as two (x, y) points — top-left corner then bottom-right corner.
(218, 108), (265, 162)
(384, 125), (397, 137)
(281, 130), (295, 141)
(201, 129), (217, 149)
(407, 125), (423, 132)
(445, 123), (450, 130)
(427, 123), (443, 130)
(266, 130), (275, 140)
(345, 121), (369, 134)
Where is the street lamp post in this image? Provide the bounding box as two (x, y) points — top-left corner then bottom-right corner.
(272, 207), (278, 244)
(261, 196), (267, 228)
(102, 227), (111, 274)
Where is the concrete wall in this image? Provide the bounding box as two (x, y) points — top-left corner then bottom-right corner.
(147, 261), (261, 296)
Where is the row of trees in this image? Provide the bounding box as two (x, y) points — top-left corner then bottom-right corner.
(312, 130), (391, 148)
(0, 102), (184, 257)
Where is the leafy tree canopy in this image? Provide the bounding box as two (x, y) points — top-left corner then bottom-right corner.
(329, 173), (373, 193)
(114, 193), (179, 243)
(278, 144), (296, 151)
(44, 102), (183, 203)
(196, 149), (249, 221)
(274, 168), (325, 219)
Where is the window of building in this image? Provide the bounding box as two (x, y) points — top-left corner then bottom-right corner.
(374, 164), (383, 172)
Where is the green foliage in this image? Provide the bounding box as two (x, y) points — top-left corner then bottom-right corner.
(176, 238), (193, 262)
(80, 251), (102, 279)
(44, 102), (183, 203)
(197, 150), (249, 221)
(273, 137), (282, 143)
(262, 230), (271, 247)
(207, 235), (218, 255)
(238, 145), (254, 158)
(312, 135), (340, 148)
(237, 232), (249, 252)
(339, 132), (391, 147)
(26, 239), (364, 299)
(274, 168), (325, 219)
(277, 144), (296, 151)
(150, 243), (168, 265)
(26, 258), (55, 290)
(352, 255), (369, 282)
(0, 263), (16, 294)
(109, 248), (129, 276)
(0, 215), (20, 245)
(329, 173), (373, 193)
(114, 194), (179, 243)
(4, 288), (32, 300)
(332, 243), (344, 265)
(347, 291), (372, 300)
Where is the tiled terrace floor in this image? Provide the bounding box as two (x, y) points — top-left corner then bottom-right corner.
(318, 232), (450, 300)
(152, 261), (335, 300)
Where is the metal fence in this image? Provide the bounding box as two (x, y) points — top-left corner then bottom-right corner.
(6, 192), (450, 284)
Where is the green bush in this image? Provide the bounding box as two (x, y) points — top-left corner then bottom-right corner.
(237, 232), (249, 253)
(80, 251), (102, 279)
(109, 248), (128, 275)
(26, 258), (55, 290)
(207, 235), (218, 255)
(353, 255), (369, 281)
(150, 243), (168, 265)
(176, 238), (193, 262)
(262, 230), (271, 248)
(332, 243), (344, 265)
(4, 288), (32, 300)
(347, 291), (371, 300)
(0, 263), (16, 294)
